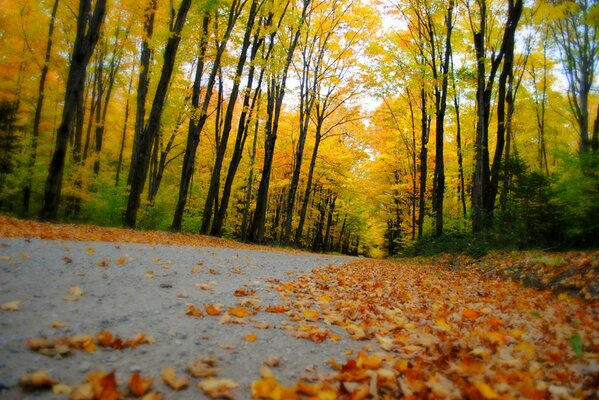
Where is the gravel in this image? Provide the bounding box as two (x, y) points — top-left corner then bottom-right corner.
(0, 237), (359, 399)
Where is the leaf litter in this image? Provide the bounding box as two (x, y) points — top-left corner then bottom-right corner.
(2, 216), (598, 398)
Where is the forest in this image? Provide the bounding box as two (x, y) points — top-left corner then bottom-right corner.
(0, 0), (597, 257)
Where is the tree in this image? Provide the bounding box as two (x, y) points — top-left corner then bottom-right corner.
(549, 0), (598, 154)
(124, 0), (192, 228)
(40, 0), (107, 221)
(22, 0), (59, 216)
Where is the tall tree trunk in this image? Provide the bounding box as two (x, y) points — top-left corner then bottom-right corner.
(171, 13), (211, 231)
(128, 0), (157, 185)
(485, 0), (522, 218)
(124, 0), (191, 228)
(417, 85), (429, 239)
(211, 31), (267, 237)
(40, 0), (106, 221)
(202, 0), (259, 234)
(240, 101), (261, 241)
(431, 0), (454, 238)
(22, 0), (59, 216)
(116, 71), (134, 186)
(248, 0), (309, 243)
(450, 54), (467, 219)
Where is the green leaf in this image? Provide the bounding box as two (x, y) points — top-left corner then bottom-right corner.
(569, 332), (583, 357)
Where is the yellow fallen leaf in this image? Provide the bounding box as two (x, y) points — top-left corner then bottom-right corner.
(52, 383), (72, 394)
(70, 382), (94, 400)
(244, 333), (258, 342)
(86, 247), (95, 256)
(141, 392), (163, 400)
(1, 300), (21, 311)
(116, 256), (126, 265)
(187, 356), (219, 378)
(435, 318), (451, 331)
(197, 378), (238, 399)
(473, 381), (499, 399)
(50, 320), (66, 329)
(161, 367), (189, 390)
(145, 271), (155, 279)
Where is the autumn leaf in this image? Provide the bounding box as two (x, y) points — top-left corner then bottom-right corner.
(205, 304), (222, 316)
(1, 300), (21, 311)
(129, 371), (154, 397)
(187, 356), (220, 378)
(50, 320), (66, 329)
(115, 256), (126, 266)
(161, 367), (189, 390)
(186, 304), (204, 317)
(52, 383), (72, 395)
(19, 370), (58, 390)
(197, 378), (238, 399)
(244, 333), (258, 342)
(86, 247), (95, 256)
(97, 330), (114, 347)
(228, 306), (251, 318)
(265, 305), (287, 313)
(472, 381), (499, 399)
(64, 285), (84, 301)
(234, 287), (256, 296)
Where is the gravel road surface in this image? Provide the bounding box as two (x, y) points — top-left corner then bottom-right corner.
(0, 237), (358, 399)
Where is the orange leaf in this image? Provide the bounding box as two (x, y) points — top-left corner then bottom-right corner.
(97, 330), (114, 347)
(265, 305), (286, 313)
(186, 304), (204, 317)
(1, 300), (21, 311)
(244, 333), (258, 342)
(463, 309), (480, 320)
(205, 304), (222, 316)
(228, 306), (251, 318)
(129, 371), (154, 397)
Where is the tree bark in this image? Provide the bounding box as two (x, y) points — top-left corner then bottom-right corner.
(22, 0), (59, 216)
(202, 0), (259, 234)
(124, 0), (191, 228)
(128, 0), (157, 185)
(40, 0), (106, 221)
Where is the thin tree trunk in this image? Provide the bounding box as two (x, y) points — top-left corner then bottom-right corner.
(202, 0), (258, 234)
(241, 101), (261, 241)
(40, 0), (106, 221)
(124, 0), (191, 228)
(128, 0), (157, 185)
(116, 71), (134, 186)
(22, 0), (59, 216)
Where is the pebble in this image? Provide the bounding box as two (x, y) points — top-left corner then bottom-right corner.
(78, 361), (92, 373)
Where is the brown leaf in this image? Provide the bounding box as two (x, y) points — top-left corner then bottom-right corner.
(19, 370), (58, 389)
(161, 367), (189, 391)
(1, 300), (21, 311)
(197, 378), (238, 399)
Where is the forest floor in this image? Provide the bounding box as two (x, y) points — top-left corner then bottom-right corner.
(0, 215), (597, 399)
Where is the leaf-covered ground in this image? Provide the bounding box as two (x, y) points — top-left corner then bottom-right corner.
(1, 215), (598, 399)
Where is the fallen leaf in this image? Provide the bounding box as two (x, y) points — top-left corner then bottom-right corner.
(234, 287), (256, 297)
(264, 357), (281, 367)
(52, 383), (72, 394)
(50, 320), (66, 329)
(473, 381), (499, 399)
(205, 304), (222, 316)
(19, 370), (58, 389)
(569, 332), (583, 357)
(129, 371), (154, 397)
(228, 306), (251, 318)
(70, 382), (94, 400)
(161, 367), (189, 390)
(64, 285), (84, 301)
(141, 392), (163, 400)
(197, 378), (238, 399)
(63, 256), (73, 264)
(145, 271), (155, 279)
(86, 247), (95, 256)
(116, 257), (126, 265)
(244, 333), (258, 342)
(186, 304), (204, 317)
(187, 356), (220, 378)
(1, 300), (21, 311)
(176, 290), (189, 298)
